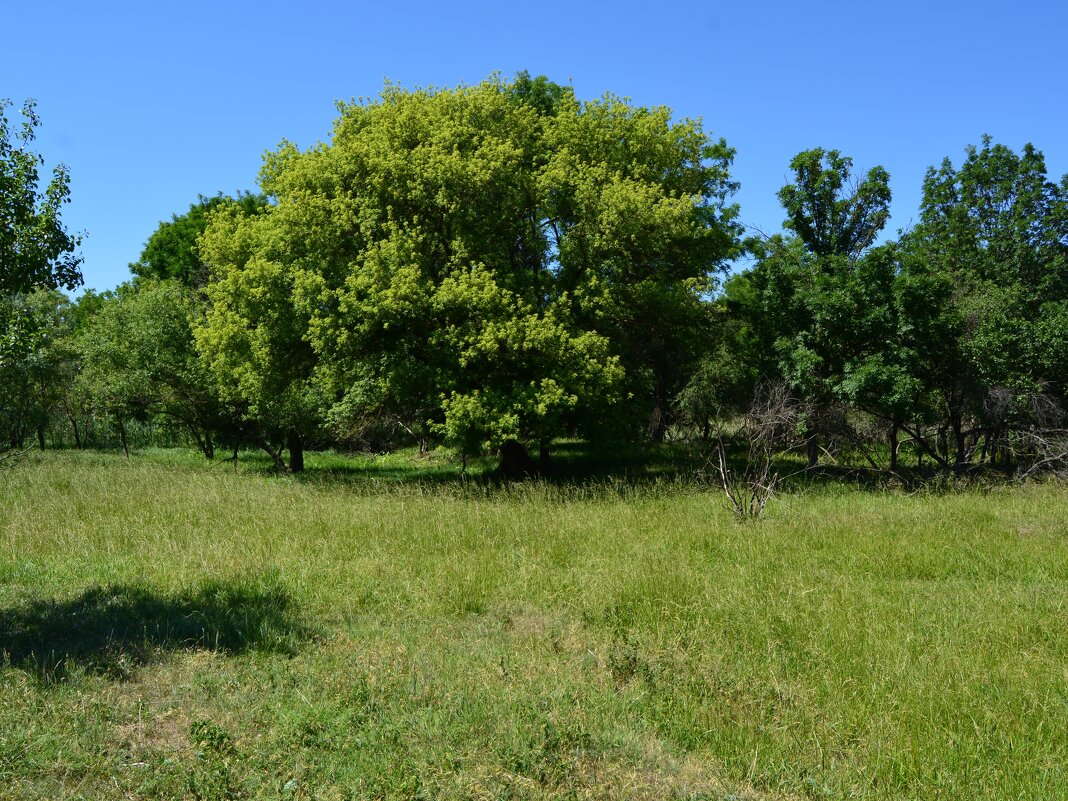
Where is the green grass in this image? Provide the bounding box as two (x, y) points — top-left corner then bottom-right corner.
(1, 449), (1066, 799)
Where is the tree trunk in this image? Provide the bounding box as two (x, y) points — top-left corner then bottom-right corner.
(117, 417), (129, 459)
(951, 409), (967, 470)
(806, 413), (819, 470)
(36, 426), (45, 451)
(538, 438), (551, 473)
(257, 438), (289, 472)
(888, 420), (899, 473)
(499, 439), (539, 480)
(901, 423), (951, 472)
(190, 427), (215, 460)
(798, 408), (820, 469)
(647, 404), (666, 443)
(288, 431), (304, 474)
(198, 428), (215, 460)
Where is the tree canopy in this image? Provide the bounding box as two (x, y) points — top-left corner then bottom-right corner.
(0, 99), (82, 295)
(130, 192), (267, 287)
(195, 75), (741, 471)
(777, 148), (891, 261)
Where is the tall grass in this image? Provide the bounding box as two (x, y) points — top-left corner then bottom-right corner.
(1, 450), (1065, 799)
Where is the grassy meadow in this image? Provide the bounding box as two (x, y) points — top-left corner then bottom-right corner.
(1, 449), (1066, 799)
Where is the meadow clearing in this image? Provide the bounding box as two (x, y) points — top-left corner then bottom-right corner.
(1, 449), (1066, 800)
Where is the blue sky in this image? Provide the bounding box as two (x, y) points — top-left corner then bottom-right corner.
(6, 0), (1067, 291)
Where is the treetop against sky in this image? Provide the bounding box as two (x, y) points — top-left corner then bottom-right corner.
(5, 0), (1067, 291)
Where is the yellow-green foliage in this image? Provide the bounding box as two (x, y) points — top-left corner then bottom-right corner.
(194, 76), (738, 453)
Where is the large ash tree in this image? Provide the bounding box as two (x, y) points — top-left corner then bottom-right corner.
(196, 75), (740, 473)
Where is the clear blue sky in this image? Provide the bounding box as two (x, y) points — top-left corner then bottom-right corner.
(6, 0), (1067, 291)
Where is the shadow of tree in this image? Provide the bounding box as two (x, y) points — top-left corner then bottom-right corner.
(281, 441), (702, 494)
(0, 575), (312, 683)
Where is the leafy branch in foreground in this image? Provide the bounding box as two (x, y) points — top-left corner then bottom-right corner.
(0, 98), (83, 295)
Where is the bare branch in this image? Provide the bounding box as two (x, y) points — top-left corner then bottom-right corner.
(706, 382), (802, 520)
(0, 442), (36, 468)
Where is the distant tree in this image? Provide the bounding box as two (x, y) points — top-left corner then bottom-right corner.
(77, 281), (231, 459)
(130, 192), (267, 287)
(753, 149), (893, 467)
(901, 136), (1068, 470)
(675, 274), (765, 438)
(777, 148), (891, 261)
(0, 290), (75, 450)
(74, 287), (147, 457)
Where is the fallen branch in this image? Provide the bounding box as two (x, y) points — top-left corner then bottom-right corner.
(0, 442), (36, 468)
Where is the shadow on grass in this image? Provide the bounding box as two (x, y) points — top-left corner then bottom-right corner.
(0, 575), (312, 684)
(284, 441), (705, 493)
(50, 442), (709, 495)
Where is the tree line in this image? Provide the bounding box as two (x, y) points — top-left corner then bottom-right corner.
(3, 76), (1066, 479)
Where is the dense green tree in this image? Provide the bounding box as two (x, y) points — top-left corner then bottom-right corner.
(540, 91), (741, 439)
(777, 148), (891, 261)
(1, 100), (83, 452)
(829, 243), (926, 471)
(507, 70), (570, 117)
(901, 137), (1068, 469)
(196, 202), (323, 472)
(197, 75), (739, 473)
(0, 99), (83, 295)
(131, 192), (267, 287)
(0, 290), (75, 450)
(78, 281), (230, 458)
(744, 149), (893, 466)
